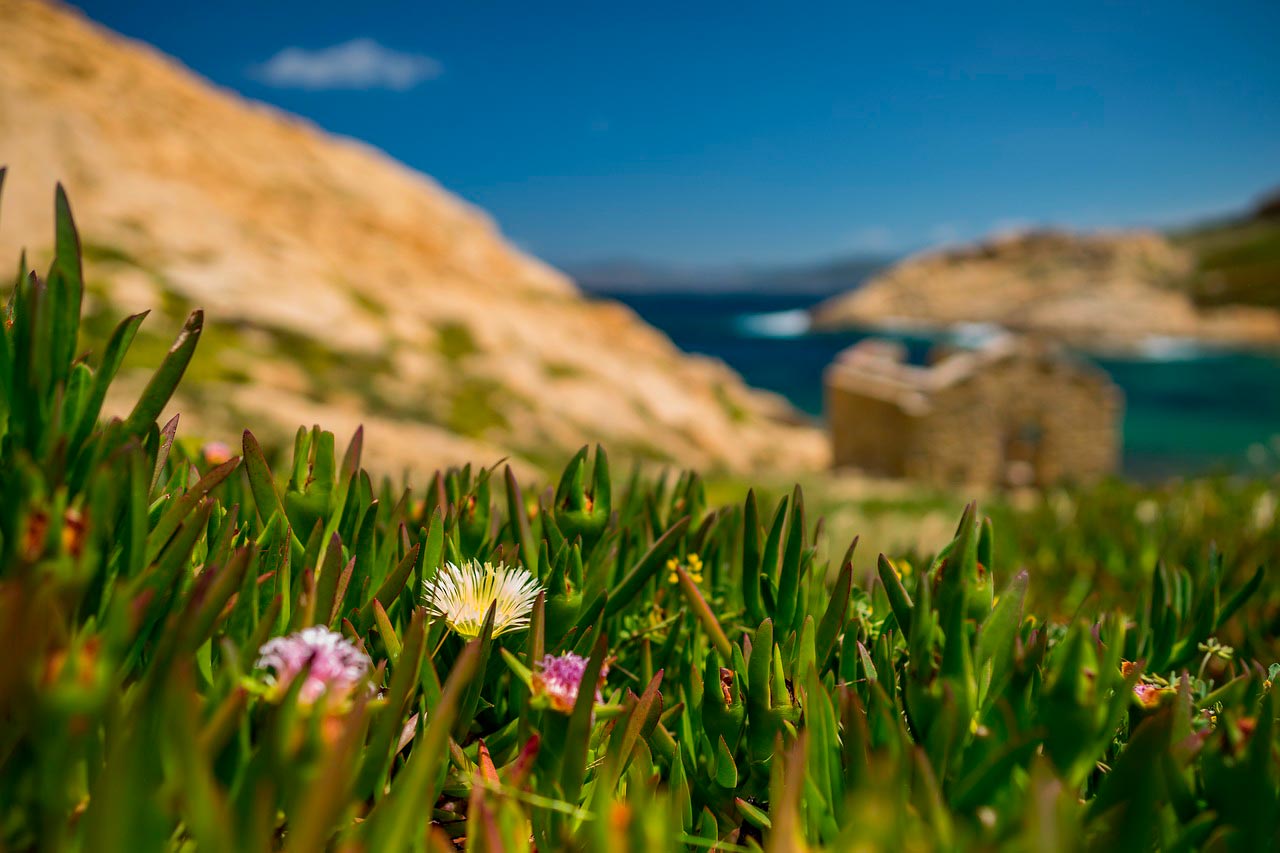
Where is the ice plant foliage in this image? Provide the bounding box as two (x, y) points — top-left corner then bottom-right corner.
(255, 627), (372, 704)
(5, 181), (1280, 851)
(423, 560), (541, 639)
(532, 652), (608, 713)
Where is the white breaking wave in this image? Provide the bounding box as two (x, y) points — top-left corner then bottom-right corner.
(947, 322), (1008, 348)
(736, 308), (812, 338)
(1133, 336), (1206, 362)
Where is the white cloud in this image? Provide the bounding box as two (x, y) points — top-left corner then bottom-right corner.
(251, 38), (441, 91)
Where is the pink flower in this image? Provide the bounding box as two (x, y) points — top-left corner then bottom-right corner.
(1132, 682), (1167, 709)
(255, 626), (372, 704)
(201, 441), (234, 465)
(533, 652), (608, 714)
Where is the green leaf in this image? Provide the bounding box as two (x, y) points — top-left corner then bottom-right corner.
(149, 413), (180, 495)
(121, 310), (202, 439)
(775, 486), (806, 632)
(372, 600), (402, 662)
(602, 669), (664, 791)
(714, 735), (739, 788)
(735, 797), (771, 831)
(47, 184), (84, 391)
(876, 553), (914, 636)
(356, 543), (420, 631)
(1085, 709), (1174, 848)
(242, 429), (303, 560)
(179, 547), (252, 652)
(453, 601), (497, 740)
(760, 496), (788, 610)
(1216, 565), (1264, 630)
(934, 501), (977, 629)
(360, 641), (480, 850)
(286, 694), (372, 853)
(70, 310), (148, 452)
(312, 533), (348, 627)
(146, 456), (240, 564)
(976, 569), (1028, 709)
(741, 489), (765, 624)
(603, 516), (690, 618)
(815, 549), (854, 671)
(676, 563), (733, 660)
(950, 731), (1041, 811)
(505, 465), (539, 578)
(560, 628), (609, 802)
(356, 608), (426, 800)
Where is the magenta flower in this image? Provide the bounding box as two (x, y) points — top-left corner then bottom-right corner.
(201, 441), (234, 465)
(532, 652), (608, 714)
(255, 626), (372, 704)
(1132, 682), (1168, 709)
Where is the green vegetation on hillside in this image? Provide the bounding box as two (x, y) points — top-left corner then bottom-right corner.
(3, 177), (1280, 850)
(1176, 206), (1280, 309)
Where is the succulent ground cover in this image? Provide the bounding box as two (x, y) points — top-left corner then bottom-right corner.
(2, 176), (1279, 851)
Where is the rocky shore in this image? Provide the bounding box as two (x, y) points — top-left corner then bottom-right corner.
(811, 229), (1280, 353)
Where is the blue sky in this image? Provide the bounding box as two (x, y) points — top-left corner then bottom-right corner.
(73, 1), (1280, 266)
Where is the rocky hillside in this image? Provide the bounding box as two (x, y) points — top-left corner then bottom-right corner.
(811, 227), (1280, 351)
(0, 0), (824, 477)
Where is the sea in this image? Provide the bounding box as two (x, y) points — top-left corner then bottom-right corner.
(600, 290), (1280, 481)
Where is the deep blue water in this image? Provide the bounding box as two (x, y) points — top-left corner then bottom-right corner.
(602, 290), (1280, 480)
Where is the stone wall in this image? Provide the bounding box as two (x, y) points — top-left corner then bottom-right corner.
(912, 359), (1121, 487)
(825, 342), (1122, 487)
(825, 383), (914, 477)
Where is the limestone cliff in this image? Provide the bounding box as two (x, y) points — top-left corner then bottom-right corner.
(811, 229), (1280, 351)
(0, 0), (825, 477)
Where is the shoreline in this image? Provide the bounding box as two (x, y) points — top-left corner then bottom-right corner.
(806, 313), (1280, 361)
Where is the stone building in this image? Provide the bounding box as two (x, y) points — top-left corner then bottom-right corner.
(823, 334), (1122, 487)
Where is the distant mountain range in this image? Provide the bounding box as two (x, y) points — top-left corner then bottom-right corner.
(568, 187), (1280, 301)
(563, 254), (893, 296)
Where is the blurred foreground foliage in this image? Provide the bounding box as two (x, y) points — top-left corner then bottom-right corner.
(2, 174), (1279, 851)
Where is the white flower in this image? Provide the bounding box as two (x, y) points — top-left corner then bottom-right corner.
(422, 560), (541, 639)
(1134, 499), (1159, 526)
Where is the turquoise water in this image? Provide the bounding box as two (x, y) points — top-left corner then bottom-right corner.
(603, 290), (1280, 480)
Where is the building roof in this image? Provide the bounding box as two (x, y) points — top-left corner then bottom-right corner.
(824, 332), (1112, 417)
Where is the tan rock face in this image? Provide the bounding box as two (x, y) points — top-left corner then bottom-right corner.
(811, 229), (1280, 350)
(0, 0), (826, 478)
